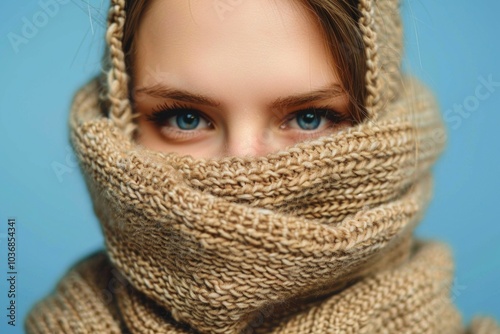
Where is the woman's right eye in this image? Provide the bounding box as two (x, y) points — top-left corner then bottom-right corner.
(146, 102), (213, 131)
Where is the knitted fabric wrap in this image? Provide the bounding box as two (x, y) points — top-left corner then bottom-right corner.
(25, 0), (500, 333)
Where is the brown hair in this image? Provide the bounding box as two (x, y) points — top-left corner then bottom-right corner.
(121, 0), (367, 124)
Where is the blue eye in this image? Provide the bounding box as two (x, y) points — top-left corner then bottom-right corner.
(146, 102), (212, 131)
(176, 112), (200, 130)
(296, 110), (321, 130)
(288, 107), (345, 131)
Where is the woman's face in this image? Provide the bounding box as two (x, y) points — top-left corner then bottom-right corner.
(132, 0), (351, 159)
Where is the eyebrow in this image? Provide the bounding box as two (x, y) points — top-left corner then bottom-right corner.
(134, 83), (345, 109)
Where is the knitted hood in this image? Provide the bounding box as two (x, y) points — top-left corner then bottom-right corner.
(25, 0), (500, 333)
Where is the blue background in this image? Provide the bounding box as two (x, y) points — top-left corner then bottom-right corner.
(0, 1), (499, 333)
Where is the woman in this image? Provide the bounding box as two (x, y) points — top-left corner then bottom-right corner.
(25, 0), (499, 333)
(125, 0), (366, 158)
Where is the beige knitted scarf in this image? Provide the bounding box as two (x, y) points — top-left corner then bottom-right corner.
(25, 0), (499, 333)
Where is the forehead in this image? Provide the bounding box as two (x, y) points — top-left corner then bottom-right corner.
(135, 0), (331, 64)
(133, 0), (337, 99)
(139, 0), (313, 36)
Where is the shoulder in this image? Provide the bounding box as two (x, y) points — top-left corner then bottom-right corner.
(24, 250), (125, 334)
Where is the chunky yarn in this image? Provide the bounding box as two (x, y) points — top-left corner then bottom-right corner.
(25, 0), (499, 333)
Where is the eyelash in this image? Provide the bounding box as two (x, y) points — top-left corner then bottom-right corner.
(281, 106), (347, 127)
(147, 101), (213, 127)
(146, 101), (347, 136)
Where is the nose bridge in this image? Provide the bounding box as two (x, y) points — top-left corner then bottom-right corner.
(223, 120), (274, 157)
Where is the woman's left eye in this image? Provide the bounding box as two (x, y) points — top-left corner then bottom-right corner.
(283, 107), (346, 131)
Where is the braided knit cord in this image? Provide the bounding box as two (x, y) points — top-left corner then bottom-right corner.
(105, 0), (136, 138)
(358, 0), (382, 119)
